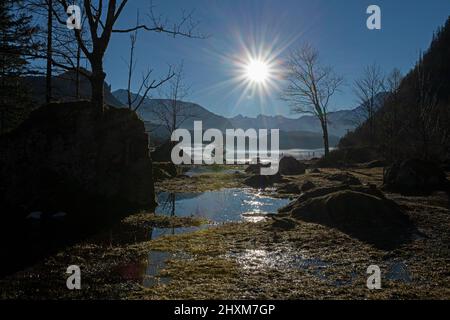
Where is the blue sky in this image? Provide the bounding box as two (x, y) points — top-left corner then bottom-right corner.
(104, 0), (450, 118)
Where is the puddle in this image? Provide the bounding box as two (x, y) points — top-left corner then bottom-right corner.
(386, 261), (412, 282)
(228, 249), (414, 287)
(140, 188), (289, 287)
(229, 248), (329, 272)
(155, 188), (290, 223)
(143, 251), (172, 287)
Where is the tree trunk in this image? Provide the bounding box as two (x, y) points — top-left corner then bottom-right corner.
(321, 120), (330, 157)
(75, 45), (81, 99)
(45, 0), (53, 104)
(90, 62), (106, 113)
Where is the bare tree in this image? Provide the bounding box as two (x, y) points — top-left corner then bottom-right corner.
(21, 0), (90, 101)
(51, 0), (203, 114)
(282, 44), (343, 156)
(124, 12), (175, 112)
(385, 67), (402, 96)
(152, 62), (193, 135)
(353, 63), (385, 141)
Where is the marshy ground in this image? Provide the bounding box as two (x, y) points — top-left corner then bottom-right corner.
(1, 166), (449, 299)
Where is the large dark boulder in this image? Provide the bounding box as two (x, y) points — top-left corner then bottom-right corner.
(277, 183), (300, 194)
(244, 173), (283, 189)
(0, 101), (157, 219)
(281, 189), (413, 249)
(245, 162), (270, 174)
(383, 159), (447, 193)
(279, 156), (306, 175)
(279, 184), (385, 214)
(300, 180), (316, 192)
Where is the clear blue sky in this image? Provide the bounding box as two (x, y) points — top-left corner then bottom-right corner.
(104, 0), (450, 118)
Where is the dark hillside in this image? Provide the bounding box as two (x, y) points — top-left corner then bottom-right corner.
(339, 16), (450, 162)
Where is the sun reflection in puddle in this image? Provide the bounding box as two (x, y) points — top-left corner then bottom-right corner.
(156, 188), (289, 223)
(229, 248), (329, 272)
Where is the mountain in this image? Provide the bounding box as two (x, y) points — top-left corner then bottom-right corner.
(241, 92), (385, 137)
(113, 89), (232, 131)
(112, 90), (384, 146)
(113, 89), (345, 148)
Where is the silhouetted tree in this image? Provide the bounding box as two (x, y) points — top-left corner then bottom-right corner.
(282, 44), (343, 156)
(353, 63), (385, 141)
(52, 0), (203, 114)
(152, 62), (194, 135)
(21, 0), (90, 102)
(124, 12), (175, 112)
(0, 0), (38, 134)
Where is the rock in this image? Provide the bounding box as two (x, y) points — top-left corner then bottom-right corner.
(383, 159), (447, 193)
(279, 184), (385, 214)
(244, 173), (283, 189)
(284, 190), (413, 249)
(310, 168), (321, 174)
(277, 183), (300, 194)
(271, 216), (297, 230)
(300, 180), (316, 192)
(0, 101), (157, 219)
(325, 172), (362, 185)
(245, 162), (270, 174)
(279, 156), (306, 175)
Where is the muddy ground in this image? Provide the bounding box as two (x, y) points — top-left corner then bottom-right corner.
(1, 167), (449, 299)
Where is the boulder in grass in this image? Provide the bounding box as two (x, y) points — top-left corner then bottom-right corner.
(300, 180), (316, 192)
(279, 156), (306, 175)
(383, 159), (448, 194)
(277, 183), (300, 194)
(284, 190), (413, 249)
(244, 173), (283, 189)
(325, 172), (362, 185)
(245, 162), (270, 174)
(0, 102), (157, 217)
(279, 184), (385, 214)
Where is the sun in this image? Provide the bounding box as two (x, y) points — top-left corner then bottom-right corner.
(245, 59), (270, 83)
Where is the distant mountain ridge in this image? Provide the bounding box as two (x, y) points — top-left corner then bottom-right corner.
(23, 71), (381, 149)
(112, 89), (386, 146)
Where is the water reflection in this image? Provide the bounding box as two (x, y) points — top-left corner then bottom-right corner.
(143, 251), (172, 287)
(141, 189), (290, 287)
(155, 188), (290, 223)
(386, 261), (412, 282)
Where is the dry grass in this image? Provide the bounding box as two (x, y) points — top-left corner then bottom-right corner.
(1, 167), (449, 300)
